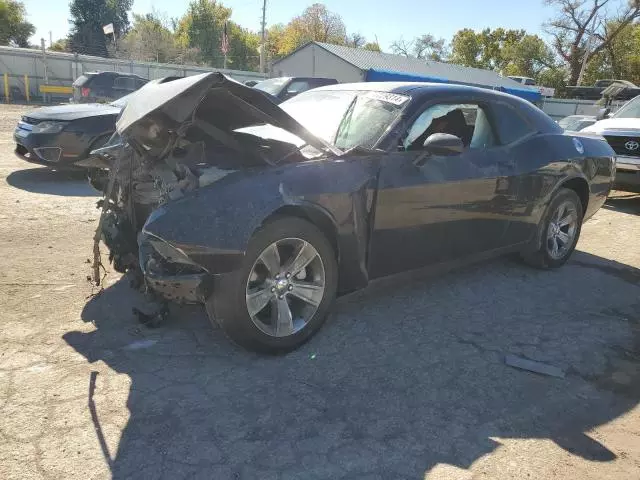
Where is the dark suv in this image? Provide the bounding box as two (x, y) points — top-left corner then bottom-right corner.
(252, 77), (338, 103)
(72, 71), (148, 103)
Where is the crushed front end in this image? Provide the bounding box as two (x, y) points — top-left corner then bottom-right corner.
(87, 72), (333, 305)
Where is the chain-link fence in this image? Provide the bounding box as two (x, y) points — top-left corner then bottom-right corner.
(1, 44), (265, 104)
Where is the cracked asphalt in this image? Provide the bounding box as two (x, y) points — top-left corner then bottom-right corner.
(1, 104), (640, 479)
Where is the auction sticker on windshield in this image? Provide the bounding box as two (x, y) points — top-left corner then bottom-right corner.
(364, 91), (410, 106)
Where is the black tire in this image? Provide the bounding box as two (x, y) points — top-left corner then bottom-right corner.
(205, 217), (338, 354)
(521, 188), (583, 269)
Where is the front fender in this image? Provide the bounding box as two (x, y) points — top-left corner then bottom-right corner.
(142, 157), (379, 292)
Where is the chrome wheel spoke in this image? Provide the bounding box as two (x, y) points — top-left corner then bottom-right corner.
(289, 281), (324, 307)
(272, 297), (294, 336)
(246, 286), (272, 317)
(557, 230), (570, 246)
(259, 243), (281, 276)
(558, 214), (574, 228)
(283, 241), (317, 276)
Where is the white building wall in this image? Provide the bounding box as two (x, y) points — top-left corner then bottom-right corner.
(271, 44), (363, 83)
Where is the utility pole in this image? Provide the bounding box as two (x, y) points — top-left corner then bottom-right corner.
(49, 31), (52, 48)
(260, 0), (267, 74)
(41, 38), (48, 103)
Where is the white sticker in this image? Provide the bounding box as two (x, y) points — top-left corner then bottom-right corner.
(573, 137), (584, 154)
(364, 91), (410, 106)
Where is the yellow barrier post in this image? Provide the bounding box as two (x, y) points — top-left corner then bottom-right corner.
(3, 73), (8, 103)
(24, 75), (30, 103)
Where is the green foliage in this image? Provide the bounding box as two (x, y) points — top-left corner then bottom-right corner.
(0, 0), (35, 47)
(581, 21), (640, 86)
(175, 0), (231, 67)
(121, 12), (176, 63)
(68, 0), (133, 56)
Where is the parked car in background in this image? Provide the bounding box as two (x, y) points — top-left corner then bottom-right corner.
(582, 95), (640, 191)
(90, 73), (615, 353)
(72, 71), (148, 103)
(558, 115), (597, 132)
(508, 76), (555, 97)
(15, 77), (181, 169)
(252, 76), (338, 103)
(566, 79), (640, 101)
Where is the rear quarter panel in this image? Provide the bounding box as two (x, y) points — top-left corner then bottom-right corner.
(508, 132), (614, 242)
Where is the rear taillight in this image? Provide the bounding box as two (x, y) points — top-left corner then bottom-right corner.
(81, 87), (90, 97)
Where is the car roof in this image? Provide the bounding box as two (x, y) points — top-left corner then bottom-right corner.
(314, 81), (522, 99)
(312, 81), (561, 134)
(84, 71), (147, 79)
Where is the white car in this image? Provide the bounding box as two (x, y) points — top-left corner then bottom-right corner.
(583, 95), (640, 191)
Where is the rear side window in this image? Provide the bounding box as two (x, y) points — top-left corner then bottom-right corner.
(286, 80), (311, 94)
(114, 77), (136, 91)
(88, 73), (117, 89)
(491, 103), (536, 144)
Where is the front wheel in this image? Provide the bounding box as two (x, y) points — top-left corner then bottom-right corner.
(205, 217), (338, 354)
(521, 188), (583, 269)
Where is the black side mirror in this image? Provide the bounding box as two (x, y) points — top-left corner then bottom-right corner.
(424, 133), (464, 155)
(596, 107), (611, 121)
(413, 133), (464, 166)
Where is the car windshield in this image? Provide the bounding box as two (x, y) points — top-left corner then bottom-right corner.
(613, 96), (640, 119)
(280, 89), (410, 150)
(234, 89), (410, 158)
(253, 77), (290, 95)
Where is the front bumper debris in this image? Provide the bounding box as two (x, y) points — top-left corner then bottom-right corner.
(139, 234), (211, 304)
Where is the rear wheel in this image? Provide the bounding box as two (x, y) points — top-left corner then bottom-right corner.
(521, 188), (583, 269)
(205, 217), (338, 354)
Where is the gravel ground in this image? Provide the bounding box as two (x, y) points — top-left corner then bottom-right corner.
(1, 103), (640, 480)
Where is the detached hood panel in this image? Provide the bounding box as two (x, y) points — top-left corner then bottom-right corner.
(26, 103), (120, 121)
(116, 72), (335, 158)
(583, 117), (640, 134)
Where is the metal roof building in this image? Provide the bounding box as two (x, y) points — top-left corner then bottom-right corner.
(272, 42), (541, 102)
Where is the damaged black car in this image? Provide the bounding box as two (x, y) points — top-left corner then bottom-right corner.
(90, 72), (616, 353)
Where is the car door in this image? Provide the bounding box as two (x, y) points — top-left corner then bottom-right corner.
(368, 100), (518, 278)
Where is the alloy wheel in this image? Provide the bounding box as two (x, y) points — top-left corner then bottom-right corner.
(246, 238), (326, 337)
(546, 200), (578, 260)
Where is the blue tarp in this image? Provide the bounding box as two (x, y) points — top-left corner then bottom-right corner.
(364, 68), (542, 103)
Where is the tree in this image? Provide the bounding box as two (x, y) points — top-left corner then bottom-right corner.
(174, 0), (231, 66)
(502, 34), (557, 78)
(0, 0), (35, 47)
(68, 0), (133, 57)
(581, 21), (640, 85)
(449, 28), (484, 67)
(120, 12), (176, 63)
(226, 22), (260, 71)
(347, 33), (366, 49)
(391, 35), (448, 61)
(50, 38), (70, 52)
(544, 0), (640, 85)
(269, 3), (348, 59)
(363, 41), (381, 52)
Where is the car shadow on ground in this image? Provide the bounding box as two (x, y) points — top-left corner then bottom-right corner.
(5, 167), (98, 197)
(604, 192), (640, 215)
(65, 250), (640, 479)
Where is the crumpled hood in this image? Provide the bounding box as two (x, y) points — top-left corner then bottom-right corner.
(26, 103), (120, 121)
(582, 117), (640, 134)
(116, 72), (340, 159)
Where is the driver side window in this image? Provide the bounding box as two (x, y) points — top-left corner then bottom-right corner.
(403, 103), (495, 151)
